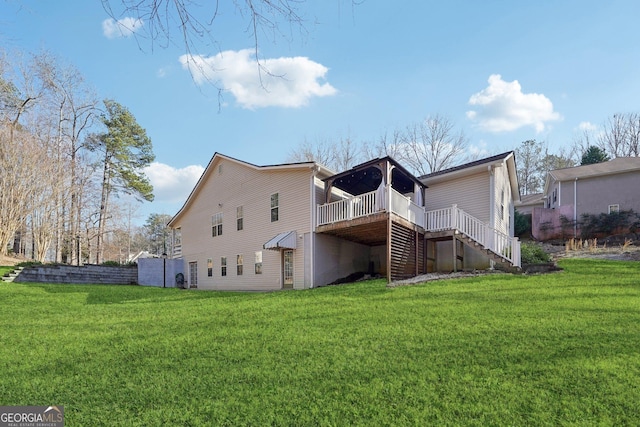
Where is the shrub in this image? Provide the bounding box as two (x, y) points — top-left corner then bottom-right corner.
(514, 210), (531, 237)
(580, 210), (638, 238)
(17, 261), (43, 268)
(520, 242), (551, 264)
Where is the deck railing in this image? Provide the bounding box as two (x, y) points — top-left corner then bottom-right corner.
(389, 188), (425, 228)
(316, 190), (380, 226)
(316, 192), (521, 267)
(424, 205), (520, 267)
(172, 245), (182, 258)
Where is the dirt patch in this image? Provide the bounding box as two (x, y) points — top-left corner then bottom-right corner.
(541, 241), (640, 262)
(0, 255), (23, 266)
(388, 270), (509, 287)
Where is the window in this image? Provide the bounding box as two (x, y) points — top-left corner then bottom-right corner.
(500, 189), (505, 220)
(189, 262), (198, 286)
(271, 193), (279, 222)
(255, 251), (262, 274)
(207, 258), (213, 277)
(609, 204), (620, 214)
(237, 254), (243, 276)
(553, 188), (557, 203)
(221, 257), (227, 277)
(212, 212), (223, 237)
(237, 206), (243, 231)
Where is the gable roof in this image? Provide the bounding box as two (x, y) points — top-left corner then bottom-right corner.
(548, 157), (640, 181)
(516, 193), (545, 207)
(543, 157), (640, 197)
(419, 151), (515, 180)
(419, 151), (520, 200)
(168, 152), (335, 227)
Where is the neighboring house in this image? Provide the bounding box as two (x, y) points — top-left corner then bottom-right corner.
(168, 152), (521, 291)
(533, 157), (640, 240)
(515, 193), (544, 216)
(128, 250), (157, 263)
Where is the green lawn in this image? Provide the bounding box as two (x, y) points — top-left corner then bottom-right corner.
(0, 265), (13, 277)
(1, 259), (639, 426)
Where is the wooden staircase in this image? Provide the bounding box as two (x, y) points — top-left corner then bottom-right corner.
(425, 205), (521, 271)
(455, 234), (521, 272)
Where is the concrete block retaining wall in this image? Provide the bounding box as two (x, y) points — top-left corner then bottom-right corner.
(14, 265), (138, 285)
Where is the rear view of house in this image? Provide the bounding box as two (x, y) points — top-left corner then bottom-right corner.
(169, 152), (521, 291)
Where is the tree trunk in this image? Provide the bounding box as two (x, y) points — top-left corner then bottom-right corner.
(96, 154), (112, 264)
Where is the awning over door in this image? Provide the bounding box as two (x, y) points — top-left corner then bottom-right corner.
(263, 231), (297, 251)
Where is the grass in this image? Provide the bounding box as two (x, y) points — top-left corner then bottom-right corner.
(0, 265), (13, 277)
(1, 259), (639, 426)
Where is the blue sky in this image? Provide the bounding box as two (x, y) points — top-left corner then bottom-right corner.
(2, 1), (639, 221)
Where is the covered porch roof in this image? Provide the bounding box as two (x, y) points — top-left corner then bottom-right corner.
(321, 157), (426, 203)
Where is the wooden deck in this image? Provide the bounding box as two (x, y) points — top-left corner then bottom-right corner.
(316, 200), (521, 280)
(315, 211), (388, 246)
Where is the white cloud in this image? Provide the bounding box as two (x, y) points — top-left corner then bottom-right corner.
(144, 162), (204, 203)
(179, 49), (338, 109)
(468, 141), (490, 158)
(102, 17), (144, 39)
(466, 74), (561, 133)
(577, 121), (598, 132)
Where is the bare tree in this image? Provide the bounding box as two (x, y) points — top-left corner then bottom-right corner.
(0, 52), (51, 258)
(287, 137), (336, 168)
(599, 113), (629, 158)
(571, 127), (598, 164)
(515, 140), (544, 195)
(360, 129), (405, 161)
(331, 135), (361, 171)
(624, 112), (640, 157)
(0, 126), (52, 257)
(287, 134), (364, 172)
(34, 52), (99, 264)
(400, 114), (469, 176)
(101, 1), (313, 54)
(28, 154), (61, 262)
(288, 115), (470, 176)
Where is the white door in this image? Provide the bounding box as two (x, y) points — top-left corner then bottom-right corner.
(283, 250), (294, 289)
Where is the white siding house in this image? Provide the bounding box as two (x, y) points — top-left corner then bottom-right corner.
(168, 153), (334, 291)
(420, 152), (520, 271)
(169, 151), (521, 290)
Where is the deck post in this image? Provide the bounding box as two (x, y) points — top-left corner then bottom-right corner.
(452, 235), (457, 273)
(386, 213), (392, 283)
(415, 230), (419, 276)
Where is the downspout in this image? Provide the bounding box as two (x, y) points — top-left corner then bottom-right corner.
(488, 165), (495, 269)
(558, 181), (562, 206)
(573, 178), (578, 237)
(310, 166), (317, 288)
(488, 165), (495, 228)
